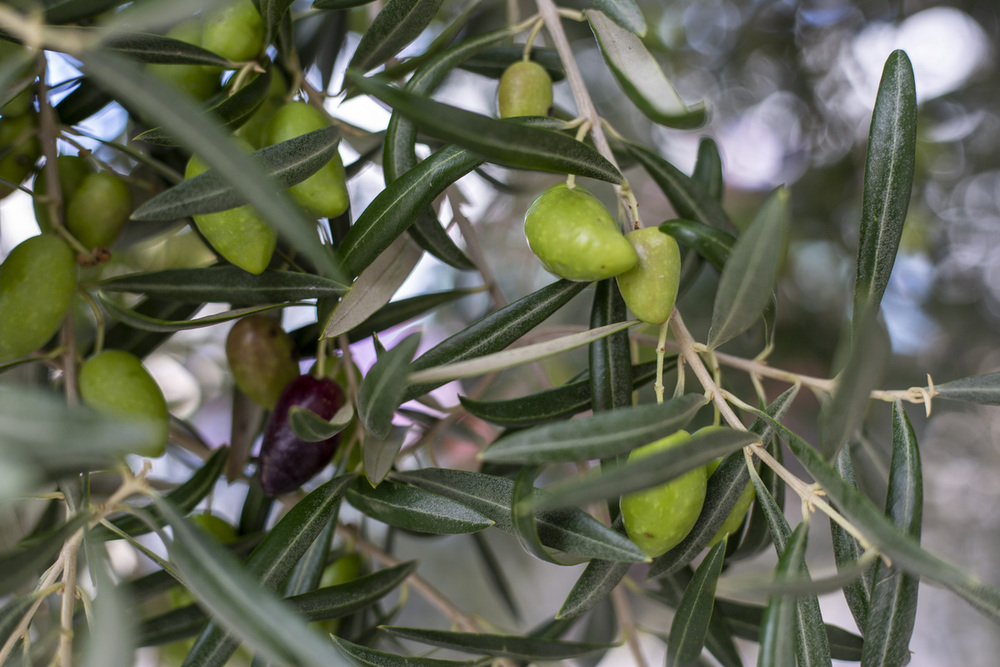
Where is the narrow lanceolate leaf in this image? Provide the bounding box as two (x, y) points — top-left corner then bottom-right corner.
(659, 219), (734, 272)
(152, 497), (345, 667)
(179, 475), (353, 667)
(587, 10), (704, 129)
(288, 403), (354, 442)
(99, 267), (348, 306)
(0, 513), (89, 597)
(667, 539), (727, 667)
(707, 187), (790, 349)
(819, 310), (890, 461)
(348, 0), (444, 72)
(480, 394), (708, 464)
(590, 0), (647, 36)
(346, 479), (493, 534)
(752, 410), (1000, 626)
(357, 333), (421, 439)
(261, 0), (295, 46)
(331, 635), (483, 666)
(131, 126), (342, 220)
(324, 235), (424, 339)
(853, 50), (917, 328)
(408, 320), (637, 386)
(460, 359), (662, 428)
(512, 466), (570, 565)
(692, 137), (724, 202)
(830, 447), (873, 631)
(98, 298), (201, 359)
(82, 547), (134, 667)
(758, 523), (810, 667)
(589, 280), (634, 415)
(861, 401), (922, 666)
(934, 372), (1000, 405)
(537, 428), (757, 511)
(715, 600), (863, 661)
(405, 280), (588, 400)
(626, 142), (734, 231)
(80, 51), (342, 279)
(98, 292), (288, 332)
(393, 468), (647, 562)
(459, 46), (565, 81)
(133, 68), (272, 145)
(557, 548), (631, 618)
(407, 209), (475, 271)
(730, 435), (784, 561)
(96, 30), (232, 66)
(650, 571), (742, 667)
(348, 71), (624, 185)
(379, 626), (616, 661)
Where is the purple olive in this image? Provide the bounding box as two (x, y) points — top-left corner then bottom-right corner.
(259, 374), (345, 496)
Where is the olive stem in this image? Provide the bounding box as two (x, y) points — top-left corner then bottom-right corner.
(522, 19), (545, 61)
(653, 320), (669, 405)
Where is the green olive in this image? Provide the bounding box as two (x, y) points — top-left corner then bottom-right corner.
(225, 315), (300, 409)
(498, 60), (553, 118)
(148, 20), (221, 101)
(0, 234), (77, 363)
(523, 183), (637, 282)
(78, 350), (169, 458)
(65, 171), (132, 249)
(318, 552), (364, 634)
(185, 140), (277, 274)
(620, 430), (708, 557)
(33, 155), (93, 233)
(263, 101), (349, 218)
(238, 69), (288, 149)
(615, 227), (682, 325)
(704, 458), (756, 547)
(189, 512), (239, 543)
(0, 113), (40, 199)
(202, 0), (266, 63)
(0, 41), (34, 119)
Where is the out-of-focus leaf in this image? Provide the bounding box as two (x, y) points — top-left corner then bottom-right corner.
(346, 478), (493, 534)
(97, 298), (200, 359)
(589, 0), (646, 36)
(0, 593), (42, 650)
(357, 333), (421, 439)
(348, 71), (624, 184)
(659, 219), (734, 272)
(757, 523), (808, 667)
(512, 466), (570, 564)
(330, 635), (484, 665)
(480, 394), (707, 464)
(98, 267), (347, 306)
(459, 46), (565, 81)
(82, 545), (134, 667)
(80, 50), (343, 280)
(261, 0), (295, 46)
(460, 359), (662, 428)
(364, 425), (408, 487)
(55, 76), (112, 124)
(707, 187), (789, 349)
(98, 292), (287, 332)
(692, 137), (724, 202)
(853, 50), (917, 330)
(405, 280), (588, 399)
(934, 372), (1000, 405)
(715, 599), (863, 661)
(288, 403), (354, 443)
(380, 626), (616, 661)
(0, 513), (89, 597)
(830, 447), (873, 631)
(408, 320), (636, 386)
(348, 0), (444, 72)
(93, 29), (233, 66)
(393, 468), (648, 562)
(587, 10), (703, 128)
(666, 538), (727, 666)
(472, 532), (521, 622)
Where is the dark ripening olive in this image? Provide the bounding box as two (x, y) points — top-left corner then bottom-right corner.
(259, 374), (346, 496)
(225, 315), (300, 409)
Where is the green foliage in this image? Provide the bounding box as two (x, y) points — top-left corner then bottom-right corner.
(1, 3), (998, 665)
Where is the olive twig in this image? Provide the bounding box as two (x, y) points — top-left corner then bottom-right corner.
(521, 19), (545, 61)
(653, 320), (669, 405)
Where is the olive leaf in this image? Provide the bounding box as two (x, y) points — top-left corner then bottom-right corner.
(346, 479), (493, 534)
(666, 538), (727, 666)
(357, 332), (421, 439)
(379, 626), (617, 661)
(288, 403), (354, 443)
(934, 371), (1000, 405)
(347, 0), (445, 73)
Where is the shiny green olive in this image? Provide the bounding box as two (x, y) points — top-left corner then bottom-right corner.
(616, 227), (682, 325)
(0, 234), (77, 363)
(705, 458), (756, 547)
(185, 140), (277, 274)
(263, 101), (349, 218)
(225, 315), (300, 409)
(620, 430), (708, 557)
(202, 0), (266, 62)
(523, 183), (637, 281)
(65, 171), (132, 249)
(0, 113), (40, 199)
(238, 68), (288, 149)
(78, 350), (169, 458)
(33, 155), (93, 233)
(148, 20), (221, 101)
(498, 60), (553, 118)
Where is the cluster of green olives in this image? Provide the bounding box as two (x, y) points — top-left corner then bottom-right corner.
(620, 427), (755, 557)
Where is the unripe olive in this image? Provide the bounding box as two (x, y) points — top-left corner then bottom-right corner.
(189, 512), (239, 543)
(225, 315), (300, 409)
(615, 227), (682, 325)
(185, 141), (277, 274)
(0, 41), (35, 118)
(148, 20), (221, 101)
(0, 114), (40, 199)
(620, 430), (708, 557)
(65, 171), (132, 249)
(523, 183), (637, 282)
(263, 101), (349, 219)
(33, 155), (93, 233)
(259, 374), (346, 496)
(202, 0), (266, 62)
(0, 234), (77, 363)
(317, 552), (364, 634)
(238, 69), (288, 149)
(78, 350), (170, 458)
(498, 60), (553, 118)
(705, 457), (756, 547)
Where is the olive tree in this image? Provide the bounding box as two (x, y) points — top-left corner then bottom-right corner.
(1, 0), (998, 665)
